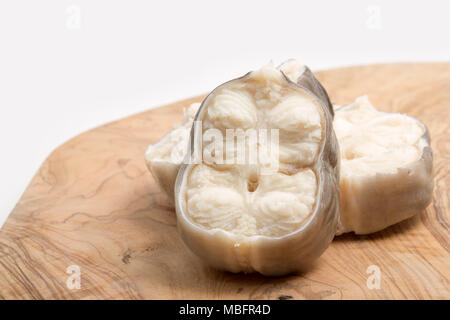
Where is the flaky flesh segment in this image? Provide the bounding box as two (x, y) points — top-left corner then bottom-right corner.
(146, 103), (200, 165)
(185, 65), (323, 237)
(334, 96), (433, 235)
(187, 166), (317, 237)
(144, 103), (200, 202)
(175, 63), (340, 275)
(334, 96), (425, 176)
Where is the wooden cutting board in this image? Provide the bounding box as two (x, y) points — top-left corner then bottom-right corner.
(0, 63), (449, 300)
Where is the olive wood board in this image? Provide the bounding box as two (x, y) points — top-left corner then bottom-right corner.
(0, 63), (449, 300)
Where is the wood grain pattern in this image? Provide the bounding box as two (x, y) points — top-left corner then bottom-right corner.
(0, 63), (449, 300)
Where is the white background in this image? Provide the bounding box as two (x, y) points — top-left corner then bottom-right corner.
(0, 0), (449, 227)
